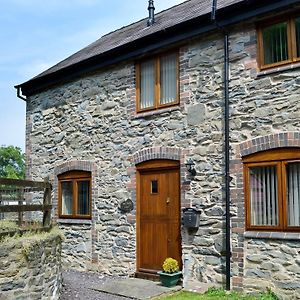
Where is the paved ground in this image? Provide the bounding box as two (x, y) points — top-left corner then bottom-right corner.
(60, 270), (181, 300)
(60, 270), (130, 300)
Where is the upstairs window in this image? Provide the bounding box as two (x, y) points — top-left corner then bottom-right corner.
(258, 15), (300, 69)
(58, 171), (91, 219)
(243, 148), (300, 232)
(136, 52), (179, 112)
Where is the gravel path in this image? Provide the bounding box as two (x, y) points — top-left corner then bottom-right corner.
(60, 270), (131, 300)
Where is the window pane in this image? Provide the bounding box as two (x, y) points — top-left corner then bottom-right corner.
(151, 180), (158, 194)
(263, 22), (288, 65)
(140, 60), (155, 109)
(160, 54), (177, 105)
(61, 181), (73, 215)
(295, 17), (300, 57)
(286, 162), (300, 226)
(77, 181), (90, 215)
(249, 166), (278, 226)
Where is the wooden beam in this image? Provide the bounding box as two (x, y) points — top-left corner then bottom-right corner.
(0, 204), (52, 213)
(0, 178), (51, 189)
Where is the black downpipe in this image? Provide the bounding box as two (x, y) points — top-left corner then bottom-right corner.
(211, 0), (231, 291)
(224, 32), (231, 292)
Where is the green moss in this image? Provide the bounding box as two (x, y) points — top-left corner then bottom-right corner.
(20, 227), (64, 261)
(0, 220), (19, 232)
(0, 226), (64, 261)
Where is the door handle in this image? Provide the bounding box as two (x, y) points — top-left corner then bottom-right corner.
(166, 197), (170, 204)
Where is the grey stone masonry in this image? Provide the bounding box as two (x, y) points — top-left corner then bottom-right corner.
(25, 14), (300, 297)
(0, 231), (62, 300)
(244, 236), (300, 299)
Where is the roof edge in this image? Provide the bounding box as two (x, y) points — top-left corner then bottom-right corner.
(18, 0), (300, 97)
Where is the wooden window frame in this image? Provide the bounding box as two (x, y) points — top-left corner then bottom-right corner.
(136, 51), (179, 113)
(257, 14), (300, 70)
(58, 170), (91, 219)
(243, 148), (300, 232)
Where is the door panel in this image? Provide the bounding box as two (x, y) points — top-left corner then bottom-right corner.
(138, 162), (181, 274)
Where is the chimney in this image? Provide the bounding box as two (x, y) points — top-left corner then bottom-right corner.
(147, 0), (155, 26)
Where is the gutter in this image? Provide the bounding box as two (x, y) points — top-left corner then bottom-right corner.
(211, 0), (231, 291)
(16, 86), (27, 101)
(17, 0), (300, 97)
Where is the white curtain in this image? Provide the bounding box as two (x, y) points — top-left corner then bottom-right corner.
(287, 163), (300, 226)
(140, 60), (155, 109)
(77, 181), (90, 215)
(250, 166), (278, 226)
(160, 53), (177, 105)
(62, 181), (73, 215)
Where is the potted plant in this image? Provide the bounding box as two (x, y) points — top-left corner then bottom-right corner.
(157, 257), (182, 287)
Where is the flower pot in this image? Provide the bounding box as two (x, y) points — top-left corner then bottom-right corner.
(157, 271), (182, 287)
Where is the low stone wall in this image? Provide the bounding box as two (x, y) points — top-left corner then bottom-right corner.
(0, 229), (63, 300)
(244, 235), (300, 300)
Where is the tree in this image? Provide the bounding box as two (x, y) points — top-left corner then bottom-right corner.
(0, 146), (25, 179)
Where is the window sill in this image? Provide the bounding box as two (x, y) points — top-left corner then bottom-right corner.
(257, 61), (300, 77)
(244, 231), (300, 241)
(57, 218), (92, 225)
(133, 105), (181, 119)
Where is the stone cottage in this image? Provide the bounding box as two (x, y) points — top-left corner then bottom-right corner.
(16, 0), (300, 298)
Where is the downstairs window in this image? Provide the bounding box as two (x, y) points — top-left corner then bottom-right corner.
(58, 171), (91, 219)
(243, 148), (300, 231)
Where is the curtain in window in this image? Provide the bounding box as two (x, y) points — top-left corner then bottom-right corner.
(263, 22), (288, 65)
(286, 162), (300, 226)
(77, 181), (90, 215)
(249, 166), (278, 226)
(296, 17), (300, 58)
(61, 181), (73, 215)
(160, 54), (177, 105)
(140, 60), (155, 109)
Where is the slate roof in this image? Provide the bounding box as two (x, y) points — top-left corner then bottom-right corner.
(33, 0), (244, 80)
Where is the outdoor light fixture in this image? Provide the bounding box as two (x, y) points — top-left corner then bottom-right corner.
(185, 158), (196, 176)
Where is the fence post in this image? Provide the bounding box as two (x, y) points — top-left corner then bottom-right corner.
(43, 182), (51, 228)
(18, 189), (23, 226)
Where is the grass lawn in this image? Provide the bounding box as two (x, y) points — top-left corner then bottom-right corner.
(155, 288), (278, 300)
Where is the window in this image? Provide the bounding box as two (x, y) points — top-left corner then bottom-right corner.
(243, 148), (300, 232)
(258, 15), (300, 69)
(136, 52), (179, 112)
(58, 171), (91, 219)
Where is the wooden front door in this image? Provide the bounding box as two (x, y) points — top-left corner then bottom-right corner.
(137, 160), (181, 274)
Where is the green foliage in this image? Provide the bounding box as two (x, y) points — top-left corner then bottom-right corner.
(162, 258), (179, 273)
(155, 288), (278, 300)
(0, 220), (19, 232)
(0, 145), (25, 179)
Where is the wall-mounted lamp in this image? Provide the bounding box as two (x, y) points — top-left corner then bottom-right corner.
(185, 158), (196, 176)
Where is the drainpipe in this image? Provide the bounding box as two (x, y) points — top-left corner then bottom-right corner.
(211, 0), (231, 291)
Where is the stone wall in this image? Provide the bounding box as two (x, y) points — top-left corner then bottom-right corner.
(228, 21), (300, 298)
(26, 31), (227, 285)
(0, 230), (62, 300)
(244, 235), (300, 300)
(25, 12), (300, 296)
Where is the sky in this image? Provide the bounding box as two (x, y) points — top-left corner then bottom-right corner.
(0, 0), (186, 151)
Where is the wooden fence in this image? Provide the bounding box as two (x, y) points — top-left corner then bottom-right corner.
(0, 178), (52, 229)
